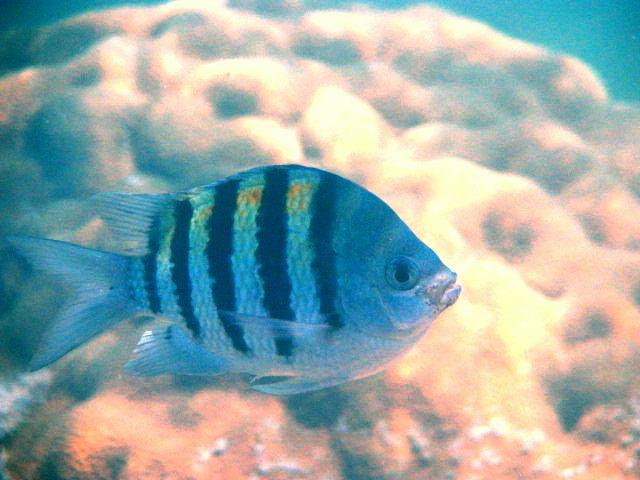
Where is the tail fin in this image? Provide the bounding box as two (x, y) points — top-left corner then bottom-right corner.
(7, 235), (138, 370)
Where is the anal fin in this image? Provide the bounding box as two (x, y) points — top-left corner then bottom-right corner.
(125, 325), (228, 377)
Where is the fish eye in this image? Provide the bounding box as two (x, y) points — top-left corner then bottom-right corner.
(385, 256), (420, 291)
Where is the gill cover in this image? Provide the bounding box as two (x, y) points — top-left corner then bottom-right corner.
(333, 180), (448, 339)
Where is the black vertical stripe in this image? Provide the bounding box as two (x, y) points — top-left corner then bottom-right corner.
(207, 179), (250, 353)
(310, 172), (343, 329)
(143, 216), (162, 313)
(256, 168), (295, 357)
(170, 199), (199, 338)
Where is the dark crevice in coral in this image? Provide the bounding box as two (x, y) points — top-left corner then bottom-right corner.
(31, 23), (109, 66)
(482, 212), (535, 261)
(327, 382), (460, 480)
(68, 65), (102, 87)
(0, 28), (37, 77)
(23, 95), (93, 196)
(294, 38), (361, 66)
(35, 452), (74, 480)
(373, 100), (426, 129)
(578, 214), (607, 245)
(284, 387), (350, 429)
(563, 311), (611, 345)
(522, 151), (593, 194)
(51, 362), (105, 403)
(179, 25), (229, 60)
(167, 403), (203, 428)
(551, 385), (594, 432)
(6, 401), (72, 480)
(209, 85), (259, 119)
(87, 446), (130, 479)
(303, 143), (322, 160)
(633, 283), (640, 310)
(333, 441), (387, 480)
(125, 117), (160, 177)
(630, 174), (640, 200)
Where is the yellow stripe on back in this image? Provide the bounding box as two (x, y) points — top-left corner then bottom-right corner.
(187, 189), (223, 346)
(231, 173), (275, 354)
(155, 207), (179, 317)
(286, 169), (322, 324)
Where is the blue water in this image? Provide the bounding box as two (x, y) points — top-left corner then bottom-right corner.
(393, 0), (640, 104)
(1, 0), (639, 103)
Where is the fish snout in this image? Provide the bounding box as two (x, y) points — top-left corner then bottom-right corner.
(423, 269), (461, 309)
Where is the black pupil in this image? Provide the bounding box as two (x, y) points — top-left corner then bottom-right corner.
(394, 264), (411, 284)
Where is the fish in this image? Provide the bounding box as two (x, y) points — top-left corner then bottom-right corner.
(8, 164), (461, 395)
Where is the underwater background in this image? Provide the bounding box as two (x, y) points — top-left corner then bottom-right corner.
(2, 0), (639, 103)
(1, 0), (639, 479)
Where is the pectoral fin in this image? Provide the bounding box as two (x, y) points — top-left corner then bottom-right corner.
(218, 310), (330, 339)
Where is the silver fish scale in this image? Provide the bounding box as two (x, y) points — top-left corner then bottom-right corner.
(230, 173), (279, 361)
(277, 328), (403, 378)
(286, 169), (323, 326)
(155, 209), (181, 319)
(128, 258), (150, 310)
(187, 190), (237, 355)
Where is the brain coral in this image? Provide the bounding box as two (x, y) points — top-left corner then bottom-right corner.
(1, 1), (639, 479)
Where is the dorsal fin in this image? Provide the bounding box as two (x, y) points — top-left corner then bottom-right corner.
(93, 192), (174, 255)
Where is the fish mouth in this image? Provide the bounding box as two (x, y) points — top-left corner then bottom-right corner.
(423, 269), (461, 310)
(439, 283), (461, 310)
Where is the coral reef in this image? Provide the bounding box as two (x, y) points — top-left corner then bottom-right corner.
(0, 371), (52, 440)
(1, 1), (639, 479)
(0, 372), (52, 480)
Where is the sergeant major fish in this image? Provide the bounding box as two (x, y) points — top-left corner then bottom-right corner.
(9, 164), (461, 395)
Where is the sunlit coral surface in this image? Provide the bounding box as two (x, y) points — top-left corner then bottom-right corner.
(1, 1), (640, 479)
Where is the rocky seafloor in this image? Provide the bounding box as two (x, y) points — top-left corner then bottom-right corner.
(1, 1), (640, 479)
